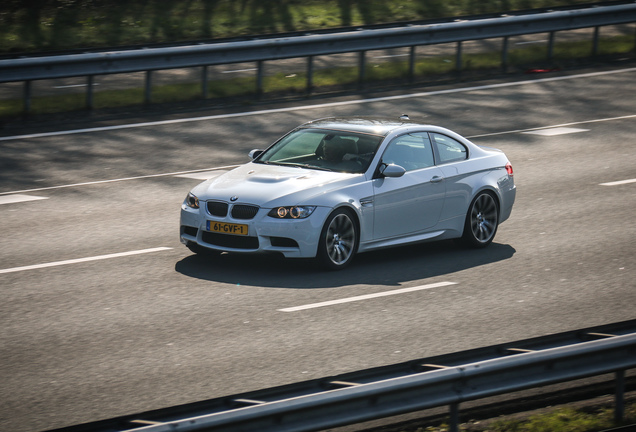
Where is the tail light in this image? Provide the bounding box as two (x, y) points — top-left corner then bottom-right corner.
(505, 162), (514, 176)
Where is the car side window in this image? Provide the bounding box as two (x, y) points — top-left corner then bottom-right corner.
(431, 133), (468, 163)
(382, 133), (435, 172)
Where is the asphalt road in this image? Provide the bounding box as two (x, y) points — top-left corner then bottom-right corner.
(0, 66), (635, 432)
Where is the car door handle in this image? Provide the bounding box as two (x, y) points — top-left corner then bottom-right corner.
(430, 176), (444, 183)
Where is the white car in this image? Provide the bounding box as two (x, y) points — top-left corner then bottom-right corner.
(180, 116), (515, 269)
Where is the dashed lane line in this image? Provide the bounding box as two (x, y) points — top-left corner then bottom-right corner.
(0, 247), (172, 275)
(522, 127), (589, 136)
(600, 178), (636, 186)
(0, 194), (48, 205)
(278, 281), (457, 312)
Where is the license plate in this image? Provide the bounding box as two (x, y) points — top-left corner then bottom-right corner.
(206, 221), (249, 236)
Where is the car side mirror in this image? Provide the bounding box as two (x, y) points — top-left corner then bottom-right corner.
(249, 149), (264, 160)
(380, 163), (406, 178)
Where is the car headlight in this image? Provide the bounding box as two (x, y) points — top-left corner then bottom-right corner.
(268, 206), (316, 219)
(184, 192), (200, 209)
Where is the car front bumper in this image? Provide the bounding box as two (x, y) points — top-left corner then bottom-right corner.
(180, 204), (330, 258)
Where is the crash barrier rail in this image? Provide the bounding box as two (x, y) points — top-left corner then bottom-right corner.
(47, 319), (636, 432)
(2, 3), (636, 112)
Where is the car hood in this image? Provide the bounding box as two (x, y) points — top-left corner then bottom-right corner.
(191, 163), (362, 207)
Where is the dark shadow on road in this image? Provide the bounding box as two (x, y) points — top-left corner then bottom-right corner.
(174, 240), (516, 289)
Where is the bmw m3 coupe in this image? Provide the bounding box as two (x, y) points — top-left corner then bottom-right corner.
(180, 116), (516, 269)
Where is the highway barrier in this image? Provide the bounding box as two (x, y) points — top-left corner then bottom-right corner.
(1, 3), (636, 112)
(46, 319), (636, 432)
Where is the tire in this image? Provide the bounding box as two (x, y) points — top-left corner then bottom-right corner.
(317, 208), (359, 270)
(461, 191), (499, 248)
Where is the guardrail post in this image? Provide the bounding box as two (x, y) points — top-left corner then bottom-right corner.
(449, 403), (460, 432)
(456, 41), (463, 72)
(592, 26), (600, 56)
(202, 66), (208, 99)
(409, 46), (416, 82)
(358, 51), (366, 89)
(615, 370), (625, 423)
(86, 75), (94, 109)
(307, 56), (314, 94)
(23, 80), (32, 114)
(145, 70), (152, 104)
(548, 31), (555, 61)
(502, 36), (509, 72)
(256, 60), (264, 97)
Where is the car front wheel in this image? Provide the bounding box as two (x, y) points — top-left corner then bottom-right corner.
(317, 208), (359, 270)
(462, 191), (499, 248)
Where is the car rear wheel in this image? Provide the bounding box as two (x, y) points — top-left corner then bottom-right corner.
(462, 191), (499, 248)
(317, 208), (359, 270)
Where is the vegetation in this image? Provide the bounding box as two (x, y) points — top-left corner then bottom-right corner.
(406, 401), (636, 431)
(0, 0), (623, 54)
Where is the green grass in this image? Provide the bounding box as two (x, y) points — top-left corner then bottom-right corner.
(1, 34), (634, 118)
(403, 401), (636, 432)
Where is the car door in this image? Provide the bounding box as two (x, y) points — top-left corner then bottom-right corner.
(372, 132), (446, 240)
(430, 132), (472, 221)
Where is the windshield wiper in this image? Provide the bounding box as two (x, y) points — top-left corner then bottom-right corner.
(272, 162), (333, 172)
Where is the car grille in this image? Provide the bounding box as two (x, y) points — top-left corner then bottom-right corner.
(206, 202), (259, 220)
(201, 231), (259, 249)
(231, 204), (259, 220)
(207, 201), (229, 217)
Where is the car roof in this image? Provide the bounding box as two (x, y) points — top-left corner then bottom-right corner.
(300, 116), (426, 136)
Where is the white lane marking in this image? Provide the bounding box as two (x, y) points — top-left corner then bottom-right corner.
(600, 178), (636, 186)
(53, 83), (101, 89)
(221, 68), (257, 74)
(516, 39), (548, 45)
(278, 281), (457, 312)
(174, 170), (230, 180)
(374, 53), (410, 59)
(1, 66), (635, 143)
(522, 127), (589, 136)
(467, 114), (636, 139)
(0, 166), (239, 197)
(0, 247), (172, 275)
(0, 194), (48, 205)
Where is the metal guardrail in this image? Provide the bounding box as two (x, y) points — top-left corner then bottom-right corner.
(1, 3), (636, 111)
(46, 320), (636, 432)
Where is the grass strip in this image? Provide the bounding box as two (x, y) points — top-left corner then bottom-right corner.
(405, 400), (636, 431)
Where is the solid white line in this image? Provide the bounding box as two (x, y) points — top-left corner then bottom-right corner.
(1, 66), (635, 143)
(2, 109), (634, 197)
(221, 68), (257, 74)
(374, 54), (410, 59)
(600, 178), (636, 186)
(0, 165), (239, 196)
(53, 83), (100, 89)
(522, 127), (589, 136)
(516, 40), (548, 45)
(278, 281), (457, 312)
(0, 194), (48, 205)
(0, 247), (172, 275)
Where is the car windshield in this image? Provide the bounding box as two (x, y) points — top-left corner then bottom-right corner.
(256, 128), (383, 173)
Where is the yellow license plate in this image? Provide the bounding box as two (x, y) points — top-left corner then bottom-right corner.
(206, 221), (249, 236)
